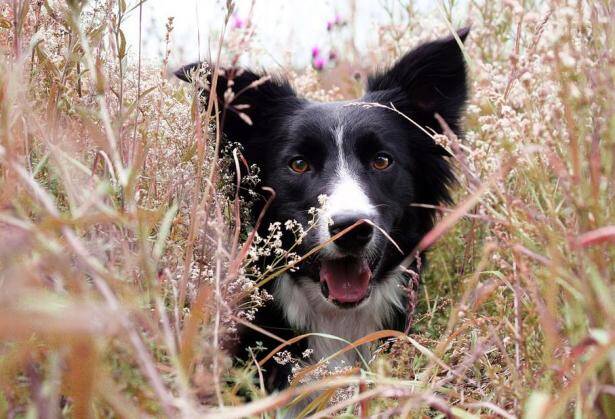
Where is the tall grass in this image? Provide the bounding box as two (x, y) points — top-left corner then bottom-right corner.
(0, 0), (613, 417)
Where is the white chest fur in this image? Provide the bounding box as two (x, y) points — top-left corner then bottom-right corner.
(273, 274), (405, 367)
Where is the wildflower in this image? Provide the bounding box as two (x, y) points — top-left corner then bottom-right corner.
(317, 194), (328, 206)
(302, 348), (314, 359)
(313, 56), (325, 71)
(268, 221), (281, 232)
(273, 350), (294, 365)
(311, 46), (320, 58)
(232, 14), (245, 29)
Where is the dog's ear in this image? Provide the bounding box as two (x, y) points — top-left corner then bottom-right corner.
(175, 62), (301, 144)
(366, 28), (469, 133)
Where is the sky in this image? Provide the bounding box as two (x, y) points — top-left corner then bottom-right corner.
(122, 0), (456, 69)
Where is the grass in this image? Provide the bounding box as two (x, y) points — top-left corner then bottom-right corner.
(0, 0), (614, 417)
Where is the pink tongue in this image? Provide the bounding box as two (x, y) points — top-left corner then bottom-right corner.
(320, 259), (372, 303)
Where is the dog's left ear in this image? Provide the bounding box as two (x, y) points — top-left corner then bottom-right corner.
(367, 28), (469, 133)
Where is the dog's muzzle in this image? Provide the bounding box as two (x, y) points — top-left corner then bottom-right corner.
(319, 214), (376, 307)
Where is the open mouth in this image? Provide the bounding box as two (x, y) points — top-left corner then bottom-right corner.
(319, 257), (373, 308)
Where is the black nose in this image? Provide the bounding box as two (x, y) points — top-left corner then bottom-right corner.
(328, 215), (374, 251)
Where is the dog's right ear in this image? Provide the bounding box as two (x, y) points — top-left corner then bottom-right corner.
(174, 62), (302, 146)
(174, 62), (202, 83)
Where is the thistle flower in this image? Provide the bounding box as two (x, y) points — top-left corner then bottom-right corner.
(232, 13), (245, 29)
(313, 56), (325, 71)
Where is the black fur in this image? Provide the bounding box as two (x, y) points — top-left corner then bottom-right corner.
(176, 28), (469, 392)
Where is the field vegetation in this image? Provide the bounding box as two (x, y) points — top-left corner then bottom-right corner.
(0, 0), (613, 417)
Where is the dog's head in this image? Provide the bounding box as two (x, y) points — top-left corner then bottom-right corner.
(176, 29), (468, 308)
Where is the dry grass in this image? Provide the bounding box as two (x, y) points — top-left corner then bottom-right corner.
(0, 0), (614, 417)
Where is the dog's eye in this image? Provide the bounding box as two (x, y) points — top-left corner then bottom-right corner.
(371, 153), (392, 170)
(289, 157), (310, 174)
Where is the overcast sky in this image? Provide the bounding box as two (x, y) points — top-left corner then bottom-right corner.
(122, 0), (462, 69)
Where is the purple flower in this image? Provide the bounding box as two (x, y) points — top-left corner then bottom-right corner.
(232, 14), (244, 29)
(328, 50), (337, 60)
(311, 46), (320, 58)
(313, 56), (325, 71)
(334, 13), (342, 24)
(326, 20), (334, 31)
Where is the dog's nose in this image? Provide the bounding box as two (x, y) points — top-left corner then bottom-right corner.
(329, 215), (374, 250)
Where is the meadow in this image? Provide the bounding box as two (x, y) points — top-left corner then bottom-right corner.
(0, 0), (613, 417)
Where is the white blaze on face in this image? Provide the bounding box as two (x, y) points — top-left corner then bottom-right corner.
(328, 124), (376, 218)
(318, 124), (376, 252)
(325, 170), (375, 221)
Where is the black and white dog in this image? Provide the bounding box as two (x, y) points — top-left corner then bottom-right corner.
(176, 28), (469, 392)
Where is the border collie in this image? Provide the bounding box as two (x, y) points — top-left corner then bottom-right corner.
(176, 28), (469, 392)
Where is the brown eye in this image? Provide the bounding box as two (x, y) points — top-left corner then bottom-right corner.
(289, 158), (310, 174)
(371, 153), (392, 170)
